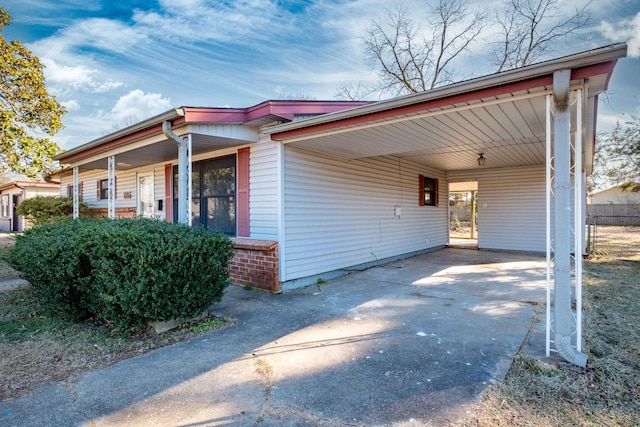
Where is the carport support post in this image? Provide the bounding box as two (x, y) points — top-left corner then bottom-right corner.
(470, 191), (476, 239)
(552, 70), (588, 367)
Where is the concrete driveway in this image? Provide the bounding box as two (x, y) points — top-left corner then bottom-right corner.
(1, 248), (547, 426)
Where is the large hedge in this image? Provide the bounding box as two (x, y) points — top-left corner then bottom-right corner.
(16, 196), (90, 227)
(4, 218), (235, 330)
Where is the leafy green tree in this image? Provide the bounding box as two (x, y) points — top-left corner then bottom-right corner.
(0, 8), (65, 177)
(16, 196), (90, 227)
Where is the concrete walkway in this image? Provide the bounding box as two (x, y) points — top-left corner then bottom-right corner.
(1, 248), (547, 426)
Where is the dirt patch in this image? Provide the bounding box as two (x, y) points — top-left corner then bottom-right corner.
(0, 287), (230, 401)
(589, 225), (640, 260)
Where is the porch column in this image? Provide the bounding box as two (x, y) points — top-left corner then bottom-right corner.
(574, 88), (584, 351)
(73, 167), (79, 219)
(470, 191), (476, 239)
(552, 70), (587, 367)
(187, 133), (192, 226)
(107, 155), (115, 219)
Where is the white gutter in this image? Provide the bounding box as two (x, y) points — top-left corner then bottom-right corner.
(162, 120), (189, 225)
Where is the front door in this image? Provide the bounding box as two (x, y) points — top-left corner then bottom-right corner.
(137, 173), (155, 218)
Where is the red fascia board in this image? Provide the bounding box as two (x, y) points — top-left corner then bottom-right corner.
(182, 107), (249, 124)
(571, 60), (616, 89)
(270, 76), (554, 140)
(245, 101), (370, 123)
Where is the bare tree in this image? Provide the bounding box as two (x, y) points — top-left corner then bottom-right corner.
(492, 0), (591, 72)
(337, 0), (484, 99)
(334, 80), (374, 101)
(108, 115), (140, 133)
(336, 0), (592, 100)
(274, 89), (316, 101)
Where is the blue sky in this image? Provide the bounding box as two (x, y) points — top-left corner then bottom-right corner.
(3, 0), (640, 151)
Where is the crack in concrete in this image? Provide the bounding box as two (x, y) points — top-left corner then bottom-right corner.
(253, 357), (274, 398)
(252, 356), (274, 427)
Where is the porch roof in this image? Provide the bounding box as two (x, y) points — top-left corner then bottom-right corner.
(54, 101), (368, 171)
(265, 44), (627, 174)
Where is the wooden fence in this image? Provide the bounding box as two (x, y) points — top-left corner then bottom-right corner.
(586, 204), (640, 226)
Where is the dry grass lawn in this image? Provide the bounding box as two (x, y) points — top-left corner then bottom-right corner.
(461, 226), (640, 426)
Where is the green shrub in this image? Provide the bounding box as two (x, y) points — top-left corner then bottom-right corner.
(4, 218), (235, 330)
(16, 196), (90, 227)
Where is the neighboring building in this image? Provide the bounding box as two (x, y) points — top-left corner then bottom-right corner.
(0, 181), (61, 232)
(54, 44), (626, 294)
(588, 185), (640, 204)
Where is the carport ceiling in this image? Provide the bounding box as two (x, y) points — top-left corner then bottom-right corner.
(287, 90), (556, 171)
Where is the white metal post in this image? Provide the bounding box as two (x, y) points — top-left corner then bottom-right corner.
(552, 70), (587, 366)
(545, 94), (552, 358)
(73, 167), (79, 219)
(575, 88), (583, 352)
(107, 155), (116, 219)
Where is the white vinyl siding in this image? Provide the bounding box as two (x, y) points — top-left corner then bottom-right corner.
(282, 145), (447, 282)
(60, 166), (166, 217)
(249, 139), (279, 240)
(448, 165), (546, 252)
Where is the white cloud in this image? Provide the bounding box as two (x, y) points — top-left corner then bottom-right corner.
(132, 0), (287, 44)
(34, 17), (148, 55)
(41, 58), (124, 95)
(61, 100), (80, 111)
(598, 12), (640, 58)
(109, 89), (172, 122)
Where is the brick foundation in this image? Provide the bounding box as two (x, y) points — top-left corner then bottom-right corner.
(88, 207), (138, 219)
(230, 238), (280, 292)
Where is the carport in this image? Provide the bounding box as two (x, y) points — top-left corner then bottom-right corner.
(266, 44), (627, 366)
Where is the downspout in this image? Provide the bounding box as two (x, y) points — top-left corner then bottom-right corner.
(553, 70), (588, 367)
(162, 120), (188, 225)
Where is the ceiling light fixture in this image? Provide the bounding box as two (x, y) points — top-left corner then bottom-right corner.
(477, 153), (486, 166)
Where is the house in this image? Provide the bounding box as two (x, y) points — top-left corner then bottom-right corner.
(55, 44), (626, 365)
(54, 44), (625, 291)
(587, 184), (640, 226)
(588, 185), (640, 204)
(0, 181), (61, 232)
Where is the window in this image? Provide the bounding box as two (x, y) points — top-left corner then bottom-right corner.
(98, 179), (109, 200)
(68, 183), (83, 201)
(1, 195), (9, 218)
(97, 179), (115, 201)
(419, 175), (439, 207)
(173, 154), (236, 235)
